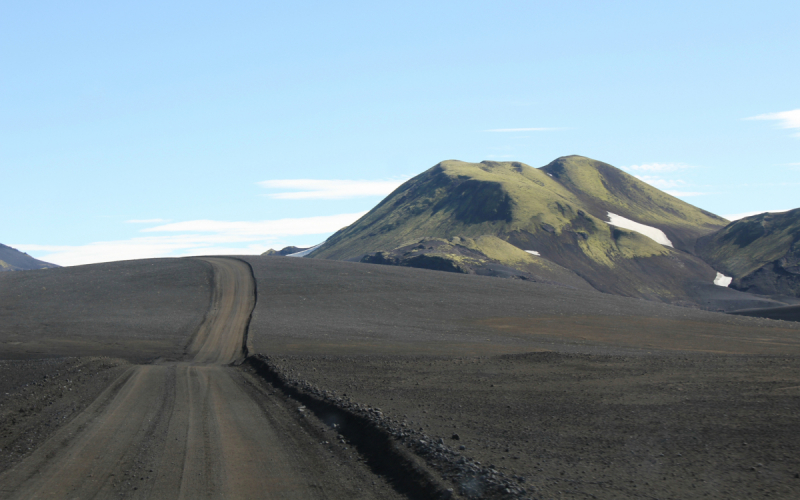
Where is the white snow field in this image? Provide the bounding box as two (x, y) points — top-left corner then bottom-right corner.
(605, 212), (674, 247)
(287, 244), (322, 258)
(525, 250), (541, 256)
(714, 272), (733, 287)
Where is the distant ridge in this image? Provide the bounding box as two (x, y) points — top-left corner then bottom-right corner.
(698, 208), (800, 298)
(0, 243), (59, 272)
(307, 156), (754, 308)
(262, 246), (310, 257)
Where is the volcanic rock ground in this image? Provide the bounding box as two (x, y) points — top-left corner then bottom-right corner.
(1, 256), (800, 499)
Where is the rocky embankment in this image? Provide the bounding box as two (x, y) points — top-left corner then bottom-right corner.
(247, 354), (530, 499)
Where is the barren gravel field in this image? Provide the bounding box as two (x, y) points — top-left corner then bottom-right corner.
(2, 255), (800, 499)
(241, 256), (800, 499)
(0, 258), (212, 362)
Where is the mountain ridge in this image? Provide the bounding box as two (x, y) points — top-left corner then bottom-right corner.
(0, 244), (59, 272)
(698, 208), (800, 298)
(309, 156), (734, 307)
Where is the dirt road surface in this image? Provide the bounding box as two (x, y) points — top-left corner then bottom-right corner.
(0, 258), (394, 499)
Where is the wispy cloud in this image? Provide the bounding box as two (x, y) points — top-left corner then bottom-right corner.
(258, 179), (408, 200)
(126, 218), (170, 223)
(634, 175), (686, 189)
(15, 212), (366, 267)
(142, 213), (365, 236)
(723, 209), (790, 221)
(485, 127), (559, 132)
(623, 164), (703, 197)
(622, 163), (693, 172)
(664, 191), (707, 197)
(746, 109), (800, 137)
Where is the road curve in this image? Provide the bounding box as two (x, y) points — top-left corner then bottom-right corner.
(0, 257), (349, 499)
(189, 258), (254, 365)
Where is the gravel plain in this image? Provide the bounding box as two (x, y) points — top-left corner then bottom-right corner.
(2, 255), (800, 499)
(242, 256), (800, 499)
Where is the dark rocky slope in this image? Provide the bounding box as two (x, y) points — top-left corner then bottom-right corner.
(698, 208), (800, 298)
(0, 244), (59, 272)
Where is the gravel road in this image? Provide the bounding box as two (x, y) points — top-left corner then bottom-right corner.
(0, 258), (398, 499)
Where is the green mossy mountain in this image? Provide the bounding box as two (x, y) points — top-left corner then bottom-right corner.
(697, 209), (800, 298)
(310, 156), (730, 306)
(540, 156), (728, 253)
(0, 244), (59, 272)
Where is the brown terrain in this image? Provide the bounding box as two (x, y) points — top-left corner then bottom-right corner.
(1, 255), (800, 499)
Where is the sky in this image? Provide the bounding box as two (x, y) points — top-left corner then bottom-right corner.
(2, 1), (798, 266)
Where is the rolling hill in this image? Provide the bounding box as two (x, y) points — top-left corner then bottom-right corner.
(309, 156), (735, 307)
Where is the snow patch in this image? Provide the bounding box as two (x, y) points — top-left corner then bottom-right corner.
(525, 250), (541, 256)
(714, 272), (732, 287)
(605, 212), (673, 247)
(287, 243), (322, 257)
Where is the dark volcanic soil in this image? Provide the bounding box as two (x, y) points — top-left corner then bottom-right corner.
(273, 352), (800, 499)
(3, 255), (800, 499)
(240, 256), (800, 357)
(0, 357), (130, 473)
(731, 304), (800, 323)
(238, 256), (800, 498)
(0, 258), (212, 362)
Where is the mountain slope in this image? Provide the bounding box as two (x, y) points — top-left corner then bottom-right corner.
(310, 157), (730, 306)
(540, 156), (728, 253)
(361, 235), (596, 290)
(0, 244), (58, 272)
(697, 208), (800, 297)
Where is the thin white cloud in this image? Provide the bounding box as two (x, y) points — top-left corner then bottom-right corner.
(15, 212), (366, 267)
(143, 213), (365, 236)
(485, 128), (559, 132)
(126, 218), (170, 223)
(664, 191), (707, 197)
(258, 179), (408, 200)
(628, 167), (704, 196)
(622, 163), (693, 172)
(634, 175), (686, 189)
(722, 209), (790, 221)
(747, 109), (800, 137)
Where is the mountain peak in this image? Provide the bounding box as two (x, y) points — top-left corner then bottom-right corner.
(307, 156), (734, 306)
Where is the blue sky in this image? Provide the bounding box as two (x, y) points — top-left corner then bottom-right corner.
(3, 1), (798, 266)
